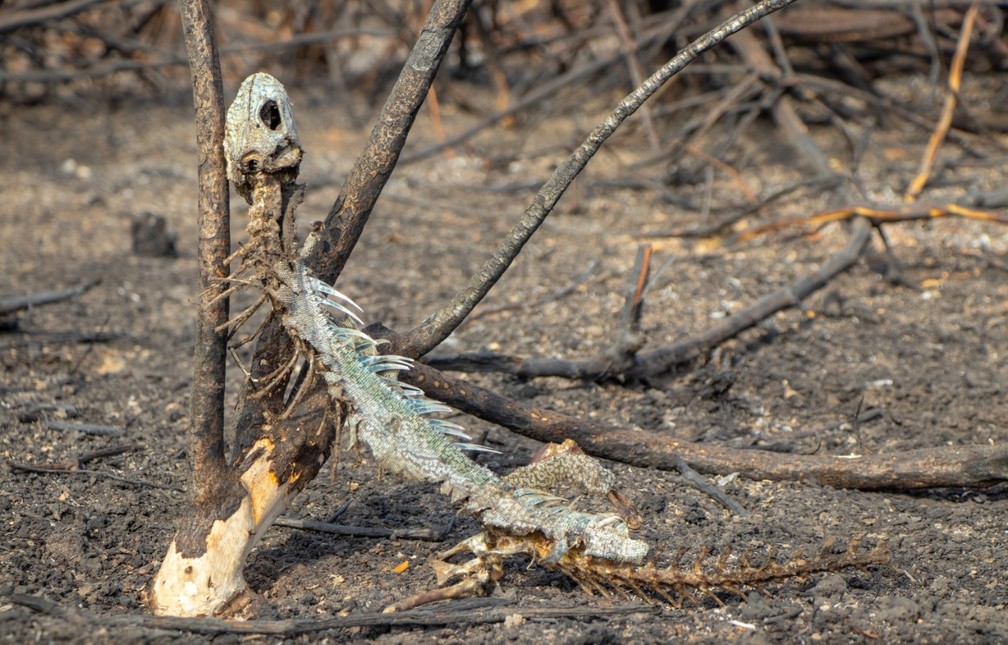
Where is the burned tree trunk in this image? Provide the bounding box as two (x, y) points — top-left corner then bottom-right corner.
(150, 391), (335, 615)
(150, 74), (338, 616)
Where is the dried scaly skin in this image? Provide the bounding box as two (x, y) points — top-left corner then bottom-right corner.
(225, 73), (650, 568)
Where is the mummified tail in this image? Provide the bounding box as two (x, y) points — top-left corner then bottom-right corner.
(526, 534), (889, 605)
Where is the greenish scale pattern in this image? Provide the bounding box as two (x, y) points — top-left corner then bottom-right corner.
(270, 261), (651, 565)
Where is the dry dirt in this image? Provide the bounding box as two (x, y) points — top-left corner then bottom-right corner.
(1, 72), (1007, 643)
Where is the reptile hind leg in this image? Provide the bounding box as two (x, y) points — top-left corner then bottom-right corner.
(382, 534), (507, 612)
(382, 568), (494, 613)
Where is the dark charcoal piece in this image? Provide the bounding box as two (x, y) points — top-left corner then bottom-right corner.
(131, 212), (177, 257)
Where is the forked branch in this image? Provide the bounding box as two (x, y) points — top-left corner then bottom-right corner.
(424, 217), (873, 380)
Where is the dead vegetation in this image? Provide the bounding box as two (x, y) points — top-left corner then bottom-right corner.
(2, 0), (1008, 640)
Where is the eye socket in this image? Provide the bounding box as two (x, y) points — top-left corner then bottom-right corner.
(241, 151), (261, 173)
(260, 100), (282, 130)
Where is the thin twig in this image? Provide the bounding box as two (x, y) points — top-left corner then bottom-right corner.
(730, 202), (1008, 244)
(44, 444), (143, 471)
(684, 143), (759, 205)
(7, 460), (181, 492)
(274, 516), (448, 541)
(11, 593), (655, 635)
(623, 244), (652, 334)
(46, 421), (124, 437)
(398, 0), (803, 360)
(910, 1), (944, 88)
(605, 244), (652, 373)
(904, 0), (981, 202)
(674, 457), (750, 517)
(0, 278), (100, 316)
(605, 0), (660, 151)
(75, 444), (141, 466)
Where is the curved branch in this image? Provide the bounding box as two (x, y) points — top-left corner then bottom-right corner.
(423, 214), (872, 380)
(628, 217), (872, 378)
(398, 0), (802, 360)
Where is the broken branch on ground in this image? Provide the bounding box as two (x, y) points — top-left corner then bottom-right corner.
(402, 360), (1008, 490)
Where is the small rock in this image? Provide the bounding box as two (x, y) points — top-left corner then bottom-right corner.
(876, 595), (920, 623)
(131, 212), (177, 257)
(806, 573), (847, 600)
(503, 613), (525, 628)
(929, 575), (951, 599)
